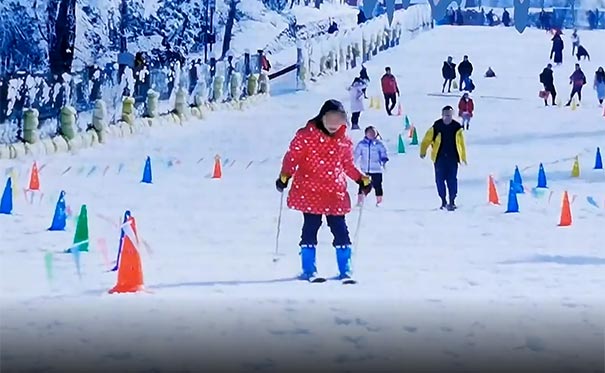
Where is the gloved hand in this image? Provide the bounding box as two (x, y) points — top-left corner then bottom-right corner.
(275, 174), (290, 192)
(357, 175), (372, 195)
(380, 157), (389, 165)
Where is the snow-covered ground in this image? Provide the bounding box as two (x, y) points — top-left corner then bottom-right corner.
(1, 26), (604, 372)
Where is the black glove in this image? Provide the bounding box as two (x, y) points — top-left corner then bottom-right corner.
(275, 174), (290, 192)
(357, 175), (372, 195)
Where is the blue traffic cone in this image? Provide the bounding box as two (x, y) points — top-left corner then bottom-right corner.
(505, 180), (519, 213)
(141, 156), (152, 184)
(111, 210), (131, 272)
(404, 115), (411, 130)
(536, 163), (547, 188)
(0, 177), (13, 215)
(48, 191), (67, 231)
(513, 166), (524, 193)
(594, 147), (603, 170)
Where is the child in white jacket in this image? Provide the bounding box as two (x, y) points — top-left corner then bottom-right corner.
(354, 126), (389, 206)
(348, 77), (367, 130)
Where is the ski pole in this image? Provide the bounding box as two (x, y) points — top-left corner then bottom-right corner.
(350, 196), (365, 273)
(273, 191), (285, 262)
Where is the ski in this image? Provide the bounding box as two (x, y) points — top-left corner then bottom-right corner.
(341, 278), (357, 285)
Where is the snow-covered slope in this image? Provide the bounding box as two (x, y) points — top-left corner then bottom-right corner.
(1, 26), (604, 372)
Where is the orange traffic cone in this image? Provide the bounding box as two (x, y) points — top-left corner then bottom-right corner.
(557, 191), (572, 227)
(109, 216), (144, 294)
(28, 162), (40, 191)
(212, 154), (222, 179)
(396, 103), (402, 116)
(488, 175), (499, 205)
(408, 126), (414, 138)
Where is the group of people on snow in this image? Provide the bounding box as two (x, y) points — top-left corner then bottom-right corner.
(272, 23), (604, 283)
(275, 99), (467, 281)
(441, 55), (475, 93)
(551, 29), (591, 65)
(543, 29), (604, 107)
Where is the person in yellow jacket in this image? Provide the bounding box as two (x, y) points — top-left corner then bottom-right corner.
(419, 105), (467, 211)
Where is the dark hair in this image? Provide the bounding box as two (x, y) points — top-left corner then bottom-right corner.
(310, 99), (348, 133)
(442, 105), (454, 111)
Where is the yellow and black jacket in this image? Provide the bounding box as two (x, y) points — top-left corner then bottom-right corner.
(419, 120), (467, 164)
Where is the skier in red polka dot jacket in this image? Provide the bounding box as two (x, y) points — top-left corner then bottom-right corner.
(275, 99), (372, 281)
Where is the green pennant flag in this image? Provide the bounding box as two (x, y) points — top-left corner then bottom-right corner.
(44, 252), (53, 282)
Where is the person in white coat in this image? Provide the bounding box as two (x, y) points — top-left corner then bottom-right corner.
(571, 29), (580, 56)
(348, 77), (367, 130)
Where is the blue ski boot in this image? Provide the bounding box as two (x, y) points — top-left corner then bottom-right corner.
(335, 245), (353, 280)
(298, 245), (318, 281)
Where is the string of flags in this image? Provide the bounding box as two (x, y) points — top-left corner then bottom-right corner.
(1, 133), (602, 292)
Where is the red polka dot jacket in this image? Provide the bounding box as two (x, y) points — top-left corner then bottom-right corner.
(280, 121), (364, 215)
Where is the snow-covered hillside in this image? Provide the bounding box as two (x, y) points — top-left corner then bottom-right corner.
(1, 25), (604, 372)
(0, 0), (359, 75)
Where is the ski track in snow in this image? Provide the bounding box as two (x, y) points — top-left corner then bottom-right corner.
(1, 26), (605, 372)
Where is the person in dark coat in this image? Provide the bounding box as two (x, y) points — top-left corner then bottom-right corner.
(539, 63), (557, 106)
(486, 9), (495, 26)
(455, 8), (464, 25)
(419, 106), (467, 211)
(327, 19), (339, 34)
(441, 56), (456, 93)
(550, 33), (564, 65)
(566, 63), (586, 106)
(359, 65), (370, 98)
(457, 55), (473, 91)
(502, 9), (511, 26)
(357, 9), (367, 24)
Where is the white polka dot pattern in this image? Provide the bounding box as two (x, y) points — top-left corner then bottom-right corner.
(280, 122), (363, 215)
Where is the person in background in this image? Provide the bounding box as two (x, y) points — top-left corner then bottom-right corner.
(441, 56), (456, 93)
(502, 8), (511, 26)
(348, 77), (367, 130)
(539, 63), (557, 106)
(593, 66), (605, 106)
(327, 18), (339, 34)
(570, 29), (580, 56)
(359, 65), (370, 98)
(550, 31), (564, 65)
(458, 92), (474, 130)
(420, 106), (467, 211)
(354, 126), (389, 206)
(457, 55), (473, 91)
(259, 50), (271, 72)
(380, 66), (400, 115)
(565, 63), (586, 106)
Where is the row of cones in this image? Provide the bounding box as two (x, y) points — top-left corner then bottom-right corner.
(369, 96), (403, 116)
(487, 174), (573, 226)
(141, 154), (223, 183)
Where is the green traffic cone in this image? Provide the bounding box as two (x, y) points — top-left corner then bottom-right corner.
(397, 134), (406, 153)
(67, 204), (89, 253)
(410, 127), (419, 145)
(404, 115), (411, 130)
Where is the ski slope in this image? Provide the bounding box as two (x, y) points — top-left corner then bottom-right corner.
(1, 26), (604, 372)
